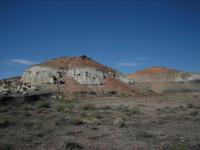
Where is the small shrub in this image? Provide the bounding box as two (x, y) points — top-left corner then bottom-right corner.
(24, 120), (44, 130)
(65, 142), (83, 149)
(98, 105), (111, 110)
(36, 101), (50, 108)
(188, 110), (198, 116)
(0, 117), (10, 128)
(0, 107), (9, 113)
(164, 144), (187, 150)
(194, 105), (200, 109)
(156, 108), (161, 112)
(79, 103), (96, 111)
(179, 105), (184, 109)
(107, 91), (117, 96)
(118, 105), (141, 116)
(70, 117), (84, 125)
(158, 106), (176, 114)
(130, 106), (141, 114)
(120, 93), (129, 98)
(136, 131), (153, 139)
(82, 117), (99, 124)
(117, 104), (129, 112)
(113, 117), (126, 128)
(58, 99), (76, 109)
(56, 105), (66, 112)
(20, 104), (33, 111)
(89, 91), (96, 96)
(0, 143), (11, 150)
(187, 103), (194, 108)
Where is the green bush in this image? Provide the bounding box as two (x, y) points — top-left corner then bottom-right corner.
(24, 120), (44, 130)
(187, 103), (194, 108)
(0, 117), (10, 128)
(157, 106), (176, 114)
(70, 117), (84, 125)
(56, 105), (66, 112)
(164, 144), (187, 150)
(188, 110), (198, 116)
(130, 106), (141, 114)
(117, 105), (141, 116)
(79, 103), (96, 111)
(36, 101), (50, 108)
(117, 104), (129, 112)
(0, 107), (9, 113)
(0, 143), (11, 150)
(20, 104), (33, 111)
(98, 105), (112, 110)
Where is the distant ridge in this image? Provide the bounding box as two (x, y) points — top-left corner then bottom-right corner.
(127, 66), (200, 93)
(127, 66), (177, 78)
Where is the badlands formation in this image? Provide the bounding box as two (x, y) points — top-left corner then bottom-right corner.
(127, 67), (200, 93)
(0, 55), (135, 98)
(1, 57), (200, 98)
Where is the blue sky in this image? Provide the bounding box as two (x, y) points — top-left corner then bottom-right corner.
(0, 0), (200, 79)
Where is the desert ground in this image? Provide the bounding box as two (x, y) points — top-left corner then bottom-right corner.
(0, 93), (200, 150)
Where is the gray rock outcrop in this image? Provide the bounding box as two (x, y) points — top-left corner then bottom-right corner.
(21, 66), (129, 85)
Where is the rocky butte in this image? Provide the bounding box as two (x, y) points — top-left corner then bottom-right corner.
(0, 55), (136, 98)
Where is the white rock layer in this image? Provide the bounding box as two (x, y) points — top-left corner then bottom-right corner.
(21, 66), (129, 85)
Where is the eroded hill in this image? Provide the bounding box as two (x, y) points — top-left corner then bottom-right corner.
(127, 67), (200, 93)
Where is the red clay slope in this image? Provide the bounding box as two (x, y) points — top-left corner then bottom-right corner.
(63, 77), (86, 94)
(102, 77), (135, 94)
(63, 77), (136, 96)
(127, 67), (177, 79)
(39, 55), (116, 74)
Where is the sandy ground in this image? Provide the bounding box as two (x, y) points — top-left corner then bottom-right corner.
(0, 93), (200, 150)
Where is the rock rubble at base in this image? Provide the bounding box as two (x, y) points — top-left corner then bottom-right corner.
(0, 78), (40, 96)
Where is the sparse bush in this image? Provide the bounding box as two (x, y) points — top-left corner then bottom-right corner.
(117, 105), (141, 116)
(107, 91), (117, 96)
(24, 120), (44, 130)
(130, 106), (141, 114)
(82, 117), (99, 124)
(56, 105), (66, 112)
(194, 105), (200, 109)
(157, 106), (176, 114)
(0, 117), (10, 128)
(187, 103), (194, 108)
(117, 104), (129, 112)
(113, 117), (126, 128)
(163, 144), (187, 150)
(179, 105), (184, 109)
(0, 143), (11, 150)
(136, 131), (153, 139)
(98, 105), (112, 110)
(65, 142), (83, 149)
(0, 107), (9, 113)
(23, 111), (32, 117)
(36, 101), (50, 108)
(79, 103), (96, 111)
(20, 104), (33, 111)
(70, 117), (84, 125)
(120, 93), (129, 98)
(91, 111), (103, 120)
(188, 110), (198, 116)
(89, 91), (96, 96)
(58, 99), (77, 109)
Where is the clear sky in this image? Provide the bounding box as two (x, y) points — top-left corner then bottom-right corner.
(0, 0), (200, 79)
